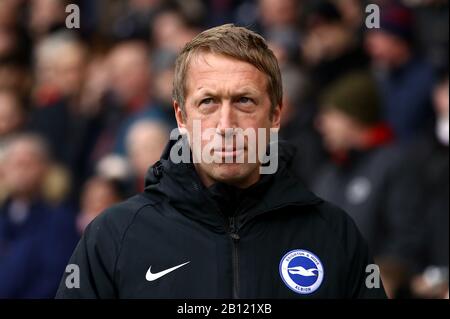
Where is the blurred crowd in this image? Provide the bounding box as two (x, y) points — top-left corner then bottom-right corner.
(0, 0), (448, 299)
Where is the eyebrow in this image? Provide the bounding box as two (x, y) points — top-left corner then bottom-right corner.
(194, 87), (260, 97)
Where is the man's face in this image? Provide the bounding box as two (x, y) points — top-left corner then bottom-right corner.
(316, 108), (361, 153)
(56, 44), (86, 96)
(174, 53), (281, 188)
(2, 140), (48, 196)
(0, 92), (23, 136)
(108, 44), (151, 104)
(364, 31), (406, 68)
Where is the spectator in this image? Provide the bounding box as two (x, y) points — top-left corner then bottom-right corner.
(259, 0), (300, 32)
(334, 0), (365, 32)
(151, 49), (178, 128)
(0, 134), (78, 298)
(312, 71), (419, 297)
(125, 120), (169, 192)
(111, 0), (164, 41)
(0, 57), (31, 98)
(76, 176), (125, 234)
(28, 0), (68, 42)
(0, 89), (26, 139)
(302, 1), (369, 83)
(260, 0), (302, 67)
(301, 1), (370, 122)
(278, 67), (326, 187)
(279, 67), (307, 136)
(0, 89), (27, 202)
(150, 6), (198, 53)
(0, 0), (31, 65)
(28, 32), (96, 198)
(32, 32), (88, 107)
(364, 3), (436, 141)
(107, 41), (152, 112)
(398, 74), (448, 298)
(96, 40), (173, 155)
(410, 0), (449, 70)
(0, 0), (22, 30)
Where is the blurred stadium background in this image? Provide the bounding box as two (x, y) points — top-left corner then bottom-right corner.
(0, 0), (448, 299)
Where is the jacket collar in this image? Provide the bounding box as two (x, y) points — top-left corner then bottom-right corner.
(144, 136), (322, 232)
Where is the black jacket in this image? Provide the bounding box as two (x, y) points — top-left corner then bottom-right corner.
(312, 145), (420, 265)
(56, 139), (386, 299)
(400, 134), (449, 270)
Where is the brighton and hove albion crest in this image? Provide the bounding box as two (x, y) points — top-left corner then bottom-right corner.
(279, 249), (324, 295)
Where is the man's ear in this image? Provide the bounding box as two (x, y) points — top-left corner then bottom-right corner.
(271, 104), (282, 129)
(174, 100), (187, 132)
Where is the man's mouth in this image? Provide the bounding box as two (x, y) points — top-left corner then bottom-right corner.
(213, 147), (246, 158)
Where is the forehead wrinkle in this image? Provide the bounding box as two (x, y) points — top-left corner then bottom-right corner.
(191, 52), (265, 77)
(193, 82), (263, 101)
(186, 53), (269, 99)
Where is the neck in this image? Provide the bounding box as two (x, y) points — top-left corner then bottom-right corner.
(194, 164), (261, 189)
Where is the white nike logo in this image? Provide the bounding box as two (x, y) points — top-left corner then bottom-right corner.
(145, 261), (190, 281)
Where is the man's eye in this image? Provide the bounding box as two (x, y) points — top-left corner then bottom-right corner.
(200, 98), (214, 105)
(238, 97), (253, 104)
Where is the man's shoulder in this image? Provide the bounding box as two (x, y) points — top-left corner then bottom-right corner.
(87, 193), (160, 239)
(304, 198), (366, 251)
(313, 199), (355, 227)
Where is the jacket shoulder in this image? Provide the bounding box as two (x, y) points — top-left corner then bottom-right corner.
(315, 198), (350, 217)
(88, 193), (157, 241)
(313, 199), (367, 254)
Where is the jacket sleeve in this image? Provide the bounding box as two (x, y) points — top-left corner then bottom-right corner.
(55, 209), (122, 299)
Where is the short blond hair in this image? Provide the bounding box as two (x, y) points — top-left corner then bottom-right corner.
(173, 24), (282, 116)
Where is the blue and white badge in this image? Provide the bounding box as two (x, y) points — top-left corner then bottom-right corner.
(279, 249), (324, 295)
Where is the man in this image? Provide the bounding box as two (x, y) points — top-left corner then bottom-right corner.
(312, 71), (419, 298)
(76, 175), (125, 235)
(0, 89), (25, 139)
(0, 134), (78, 298)
(125, 120), (170, 192)
(364, 3), (436, 141)
(99, 40), (172, 155)
(56, 24), (386, 298)
(29, 32), (95, 199)
(302, 1), (370, 105)
(403, 74), (449, 299)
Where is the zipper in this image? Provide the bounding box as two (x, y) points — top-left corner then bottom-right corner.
(229, 216), (240, 299)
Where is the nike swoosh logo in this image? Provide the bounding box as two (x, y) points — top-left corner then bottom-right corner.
(145, 261), (190, 281)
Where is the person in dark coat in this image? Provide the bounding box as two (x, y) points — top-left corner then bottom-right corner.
(364, 3), (436, 141)
(56, 25), (386, 299)
(0, 134), (78, 298)
(312, 71), (420, 297)
(402, 74), (449, 299)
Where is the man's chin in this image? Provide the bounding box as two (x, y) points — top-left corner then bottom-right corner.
(210, 163), (259, 187)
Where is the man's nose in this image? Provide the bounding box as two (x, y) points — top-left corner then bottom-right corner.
(217, 101), (236, 135)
